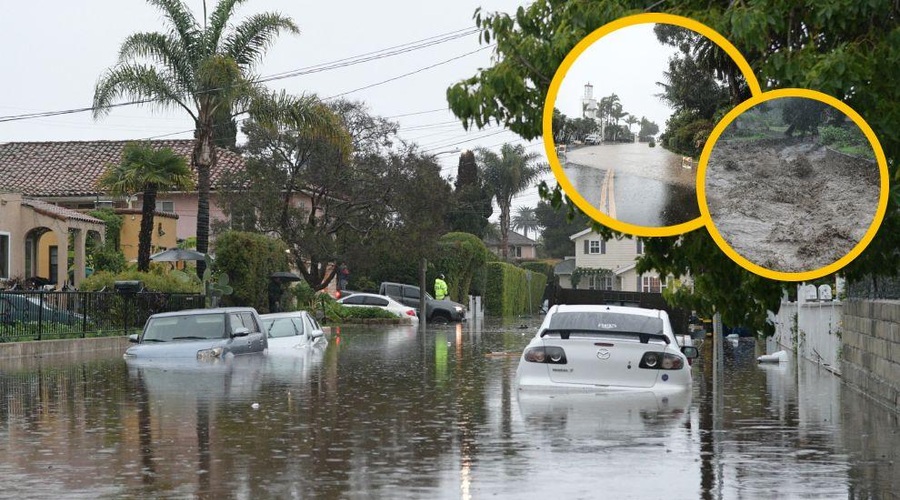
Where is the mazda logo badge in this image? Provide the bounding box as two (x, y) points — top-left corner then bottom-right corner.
(596, 349), (610, 360)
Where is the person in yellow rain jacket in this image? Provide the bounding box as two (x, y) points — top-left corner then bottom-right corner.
(434, 274), (449, 300)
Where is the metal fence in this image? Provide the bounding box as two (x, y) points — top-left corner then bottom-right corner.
(0, 290), (205, 342)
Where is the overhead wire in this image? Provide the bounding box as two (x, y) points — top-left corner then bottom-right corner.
(0, 26), (480, 125)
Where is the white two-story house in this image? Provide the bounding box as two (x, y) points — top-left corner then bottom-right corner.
(554, 228), (669, 292)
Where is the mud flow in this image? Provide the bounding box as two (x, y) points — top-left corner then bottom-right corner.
(705, 137), (879, 273)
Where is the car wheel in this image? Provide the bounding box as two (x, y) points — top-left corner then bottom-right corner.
(430, 312), (451, 324)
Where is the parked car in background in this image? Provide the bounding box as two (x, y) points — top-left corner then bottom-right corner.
(378, 282), (466, 323)
(516, 304), (698, 392)
(584, 133), (601, 145)
(337, 292), (418, 322)
(124, 307), (267, 360)
(0, 293), (84, 325)
(261, 310), (327, 351)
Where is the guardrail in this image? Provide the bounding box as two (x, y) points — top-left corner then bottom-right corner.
(0, 290), (204, 342)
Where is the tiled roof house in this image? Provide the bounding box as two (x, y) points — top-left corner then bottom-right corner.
(0, 140), (245, 239)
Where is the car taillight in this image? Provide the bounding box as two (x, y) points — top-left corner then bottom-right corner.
(639, 352), (684, 370)
(523, 346), (567, 364)
(405, 309), (416, 316)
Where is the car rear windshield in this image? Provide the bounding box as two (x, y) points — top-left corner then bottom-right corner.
(547, 311), (664, 336)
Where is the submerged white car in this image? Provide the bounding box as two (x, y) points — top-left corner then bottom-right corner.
(516, 304), (698, 392)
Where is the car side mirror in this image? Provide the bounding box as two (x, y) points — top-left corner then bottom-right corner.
(681, 346), (699, 359)
(128, 333), (140, 343)
(232, 327), (251, 338)
(309, 329), (324, 339)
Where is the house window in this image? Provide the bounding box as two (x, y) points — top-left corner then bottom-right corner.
(589, 275), (613, 290)
(155, 200), (175, 212)
(641, 275), (667, 293)
(584, 239), (606, 255)
(636, 239), (643, 255)
(49, 246), (58, 284)
(511, 246), (522, 258)
(0, 233), (9, 280)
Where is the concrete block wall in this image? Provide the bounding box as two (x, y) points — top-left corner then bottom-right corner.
(842, 300), (900, 412)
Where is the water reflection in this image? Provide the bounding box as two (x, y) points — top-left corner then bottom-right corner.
(0, 323), (896, 498)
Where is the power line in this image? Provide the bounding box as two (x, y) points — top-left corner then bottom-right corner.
(322, 46), (492, 100)
(0, 27), (480, 125)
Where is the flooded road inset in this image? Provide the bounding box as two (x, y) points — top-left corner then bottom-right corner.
(0, 322), (897, 498)
(564, 142), (699, 228)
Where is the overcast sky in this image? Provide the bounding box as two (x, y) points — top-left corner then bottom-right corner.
(556, 23), (677, 132)
(0, 0), (553, 218)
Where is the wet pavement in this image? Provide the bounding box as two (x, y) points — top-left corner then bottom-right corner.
(563, 142), (699, 228)
(0, 319), (897, 498)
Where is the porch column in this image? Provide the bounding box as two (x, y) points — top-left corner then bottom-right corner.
(54, 228), (68, 289)
(73, 228), (86, 287)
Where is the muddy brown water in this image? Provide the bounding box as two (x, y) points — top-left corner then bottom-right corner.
(562, 142), (699, 228)
(705, 137), (880, 273)
(0, 321), (896, 498)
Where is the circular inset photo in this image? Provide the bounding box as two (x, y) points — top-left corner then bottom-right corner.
(701, 92), (887, 279)
(543, 14), (761, 237)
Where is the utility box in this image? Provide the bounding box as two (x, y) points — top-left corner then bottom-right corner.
(114, 280), (143, 293)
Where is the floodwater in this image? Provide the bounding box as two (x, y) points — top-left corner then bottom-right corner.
(563, 142), (699, 228)
(0, 320), (897, 499)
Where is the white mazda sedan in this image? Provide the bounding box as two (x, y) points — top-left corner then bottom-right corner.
(516, 304), (698, 392)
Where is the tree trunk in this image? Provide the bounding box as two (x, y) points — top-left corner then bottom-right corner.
(193, 116), (216, 279)
(500, 204), (510, 260)
(137, 184), (158, 272)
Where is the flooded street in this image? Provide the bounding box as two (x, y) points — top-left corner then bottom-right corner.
(563, 142), (699, 228)
(0, 320), (897, 499)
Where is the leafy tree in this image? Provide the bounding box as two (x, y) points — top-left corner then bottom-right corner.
(477, 144), (548, 260)
(93, 0), (308, 279)
(511, 206), (540, 239)
(446, 0), (900, 333)
(638, 116), (659, 141)
(781, 97), (828, 137)
(534, 199), (592, 259)
(221, 100), (391, 291)
(97, 143), (193, 271)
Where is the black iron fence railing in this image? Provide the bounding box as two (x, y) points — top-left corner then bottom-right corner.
(0, 291), (205, 342)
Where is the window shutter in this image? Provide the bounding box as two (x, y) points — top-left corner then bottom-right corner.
(601, 240), (606, 254)
(584, 240), (589, 254)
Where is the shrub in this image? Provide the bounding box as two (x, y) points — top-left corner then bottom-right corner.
(214, 231), (290, 312)
(433, 232), (490, 302)
(80, 269), (200, 293)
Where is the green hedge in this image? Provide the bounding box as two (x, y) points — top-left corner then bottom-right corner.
(484, 262), (547, 316)
(433, 232), (489, 303)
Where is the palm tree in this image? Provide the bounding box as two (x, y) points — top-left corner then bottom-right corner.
(511, 206), (540, 239)
(478, 144), (548, 259)
(98, 143), (194, 271)
(93, 0), (301, 278)
(625, 115), (639, 142)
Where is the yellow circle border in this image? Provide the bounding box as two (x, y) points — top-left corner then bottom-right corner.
(542, 13), (762, 237)
(696, 88), (890, 282)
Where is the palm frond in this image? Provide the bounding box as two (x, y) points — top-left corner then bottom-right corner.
(146, 0), (201, 52)
(92, 63), (195, 120)
(223, 12), (299, 68)
(206, 0), (246, 51)
(118, 32), (195, 92)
